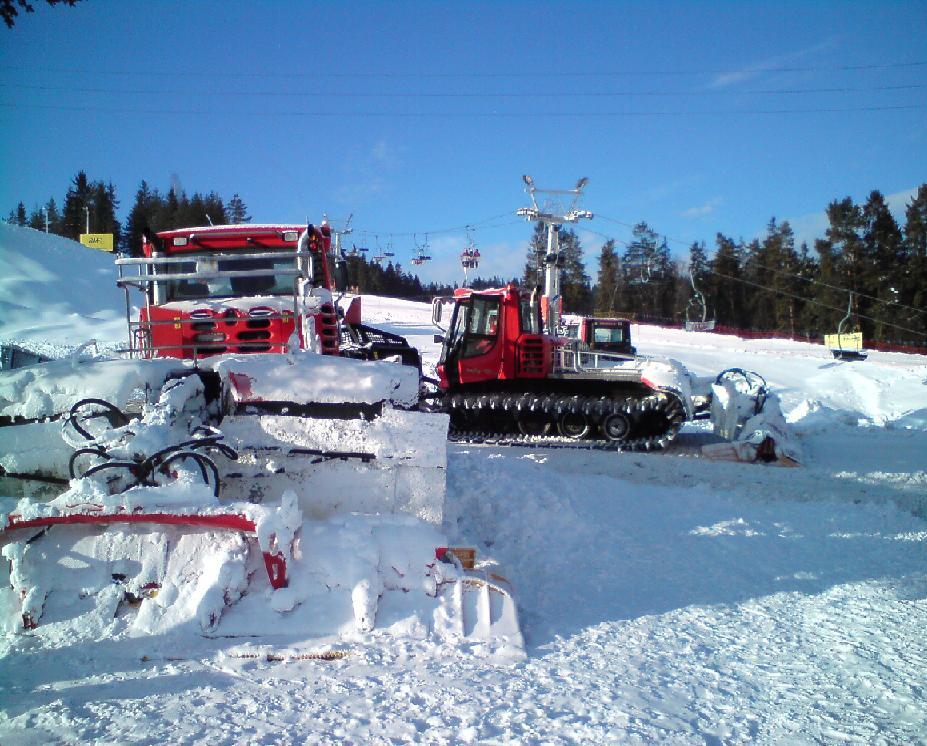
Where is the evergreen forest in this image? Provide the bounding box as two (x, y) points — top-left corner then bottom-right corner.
(7, 174), (927, 346)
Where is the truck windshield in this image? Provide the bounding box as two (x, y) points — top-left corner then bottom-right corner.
(164, 252), (299, 301)
(593, 325), (625, 344)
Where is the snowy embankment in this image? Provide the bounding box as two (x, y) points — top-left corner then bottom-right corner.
(0, 223), (127, 353)
(0, 233), (926, 742)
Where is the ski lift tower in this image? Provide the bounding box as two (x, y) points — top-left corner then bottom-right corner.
(516, 175), (593, 335)
(325, 213), (353, 265)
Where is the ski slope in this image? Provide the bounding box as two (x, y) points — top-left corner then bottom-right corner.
(1, 225), (927, 743)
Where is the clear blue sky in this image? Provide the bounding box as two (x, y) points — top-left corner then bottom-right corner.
(1, 1), (925, 284)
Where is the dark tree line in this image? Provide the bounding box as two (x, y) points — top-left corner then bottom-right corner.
(9, 174), (926, 343)
(586, 186), (927, 344)
(7, 172), (251, 255)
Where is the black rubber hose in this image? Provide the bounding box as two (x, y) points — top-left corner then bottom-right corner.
(68, 447), (111, 479)
(66, 398), (130, 441)
(156, 451), (221, 498)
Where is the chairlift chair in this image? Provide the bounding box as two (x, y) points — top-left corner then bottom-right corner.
(825, 293), (867, 361)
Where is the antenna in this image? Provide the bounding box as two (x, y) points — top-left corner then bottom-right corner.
(516, 175), (593, 333)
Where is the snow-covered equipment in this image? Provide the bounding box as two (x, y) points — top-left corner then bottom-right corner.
(825, 293), (867, 361)
(0, 343), (52, 371)
(115, 222), (421, 369)
(701, 369), (801, 465)
(0, 354), (523, 654)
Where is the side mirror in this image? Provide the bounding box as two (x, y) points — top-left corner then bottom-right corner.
(433, 334), (445, 344)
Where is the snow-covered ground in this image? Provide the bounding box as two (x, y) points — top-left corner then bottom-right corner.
(1, 225), (927, 743)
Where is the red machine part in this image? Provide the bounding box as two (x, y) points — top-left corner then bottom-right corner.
(437, 284), (553, 389)
(138, 224), (339, 360)
(2, 511), (289, 593)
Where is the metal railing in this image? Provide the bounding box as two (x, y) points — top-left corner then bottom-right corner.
(115, 250), (317, 359)
(554, 342), (638, 375)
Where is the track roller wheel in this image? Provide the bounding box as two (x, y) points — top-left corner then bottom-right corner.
(517, 411), (551, 436)
(557, 412), (590, 439)
(601, 412), (632, 442)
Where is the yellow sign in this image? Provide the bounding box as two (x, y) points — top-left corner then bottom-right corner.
(80, 233), (115, 252)
(825, 331), (863, 351)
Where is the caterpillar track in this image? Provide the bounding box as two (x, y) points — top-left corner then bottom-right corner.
(442, 390), (687, 453)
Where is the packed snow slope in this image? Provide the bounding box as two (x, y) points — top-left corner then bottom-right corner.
(0, 223), (126, 352)
(1, 260), (927, 741)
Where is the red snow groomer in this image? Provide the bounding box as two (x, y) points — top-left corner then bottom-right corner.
(430, 176), (800, 463)
(116, 224), (340, 360)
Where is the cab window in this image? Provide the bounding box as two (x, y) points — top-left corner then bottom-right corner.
(593, 326), (624, 344)
(461, 296), (500, 358)
(520, 296), (541, 334)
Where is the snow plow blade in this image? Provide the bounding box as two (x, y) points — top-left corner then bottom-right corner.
(701, 368), (802, 466)
(0, 491), (523, 656)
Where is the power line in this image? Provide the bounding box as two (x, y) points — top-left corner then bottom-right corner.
(709, 268), (926, 339)
(1, 60), (924, 79)
(2, 102), (924, 117)
(2, 82), (924, 98)
(741, 257), (927, 318)
(354, 213), (515, 239)
(598, 213), (926, 319)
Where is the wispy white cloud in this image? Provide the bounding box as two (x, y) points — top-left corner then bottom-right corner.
(709, 39), (837, 89)
(682, 197), (722, 219)
(335, 139), (402, 204)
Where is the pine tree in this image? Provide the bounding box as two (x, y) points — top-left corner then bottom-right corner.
(123, 181), (157, 255)
(89, 180), (121, 241)
(558, 228), (592, 314)
(226, 193), (251, 224)
(621, 222), (668, 320)
(522, 222), (547, 289)
(28, 204), (44, 230)
(709, 233), (746, 326)
(902, 184), (927, 338)
(8, 201), (27, 226)
(815, 197), (869, 336)
(594, 239), (620, 314)
(43, 197), (62, 235)
(62, 171), (94, 239)
(861, 190), (905, 340)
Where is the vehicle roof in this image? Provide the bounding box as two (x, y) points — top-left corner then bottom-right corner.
(155, 223), (317, 238)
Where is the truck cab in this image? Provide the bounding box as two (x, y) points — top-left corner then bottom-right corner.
(564, 316), (636, 357)
(118, 224), (339, 359)
(436, 285), (555, 390)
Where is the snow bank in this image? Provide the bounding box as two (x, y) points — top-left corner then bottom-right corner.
(0, 223), (127, 348)
(209, 349), (421, 407)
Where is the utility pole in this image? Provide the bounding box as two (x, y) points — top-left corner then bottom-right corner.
(516, 175), (592, 334)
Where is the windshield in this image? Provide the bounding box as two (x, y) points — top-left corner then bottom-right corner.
(163, 252), (299, 301)
(593, 325), (625, 344)
(441, 295), (501, 360)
